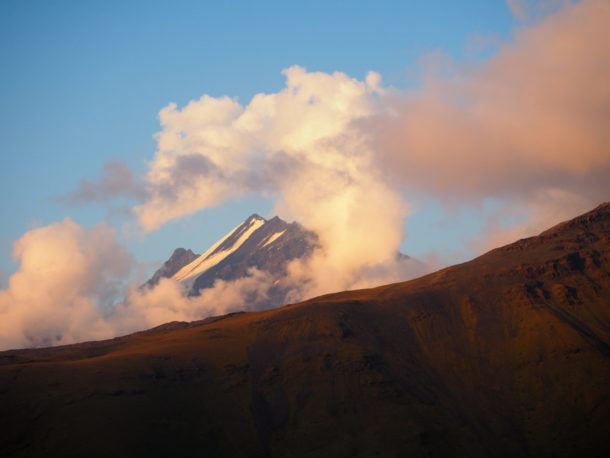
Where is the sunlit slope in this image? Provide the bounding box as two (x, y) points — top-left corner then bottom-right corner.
(1, 203), (609, 458)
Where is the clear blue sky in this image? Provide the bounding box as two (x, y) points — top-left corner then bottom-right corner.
(0, 0), (518, 278)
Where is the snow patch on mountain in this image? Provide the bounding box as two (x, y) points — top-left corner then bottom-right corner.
(173, 216), (265, 283)
(261, 229), (286, 248)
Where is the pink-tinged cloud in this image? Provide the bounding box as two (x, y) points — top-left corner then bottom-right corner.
(371, 0), (609, 202)
(0, 219), (132, 349)
(361, 0), (610, 247)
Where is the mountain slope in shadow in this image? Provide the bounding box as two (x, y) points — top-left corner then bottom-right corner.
(1, 203), (609, 457)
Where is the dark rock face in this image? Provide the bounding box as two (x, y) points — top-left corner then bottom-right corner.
(4, 203), (609, 457)
(144, 248), (199, 288)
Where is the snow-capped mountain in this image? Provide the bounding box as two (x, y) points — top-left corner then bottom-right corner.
(146, 214), (318, 299)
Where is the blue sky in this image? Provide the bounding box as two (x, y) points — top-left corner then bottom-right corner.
(0, 1), (520, 277)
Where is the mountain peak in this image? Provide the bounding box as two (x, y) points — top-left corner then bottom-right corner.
(144, 247), (199, 288)
(186, 214), (318, 300)
(246, 213), (266, 223)
(146, 213), (318, 304)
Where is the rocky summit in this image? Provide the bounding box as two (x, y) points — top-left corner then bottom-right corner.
(144, 247), (200, 288)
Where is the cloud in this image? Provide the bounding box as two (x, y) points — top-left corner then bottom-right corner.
(367, 0), (610, 243)
(111, 268), (276, 335)
(507, 0), (571, 22)
(133, 67), (387, 232)
(60, 159), (145, 205)
(132, 66), (410, 299)
(0, 219), (132, 349)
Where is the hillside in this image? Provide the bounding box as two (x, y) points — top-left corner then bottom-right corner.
(1, 203), (609, 457)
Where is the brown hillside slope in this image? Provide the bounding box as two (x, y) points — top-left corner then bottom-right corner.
(1, 203), (609, 457)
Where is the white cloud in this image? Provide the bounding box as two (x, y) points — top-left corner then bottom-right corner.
(133, 66), (410, 299)
(0, 219), (131, 349)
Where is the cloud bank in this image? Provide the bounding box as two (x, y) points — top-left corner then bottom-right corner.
(371, 0), (609, 224)
(0, 219), (131, 349)
(402, 0), (607, 247)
